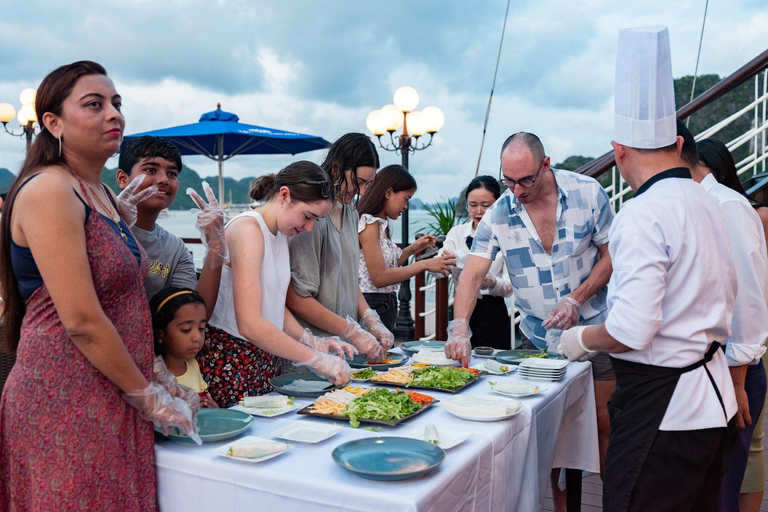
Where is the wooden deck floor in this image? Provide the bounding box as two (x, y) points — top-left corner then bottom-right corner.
(542, 419), (768, 512)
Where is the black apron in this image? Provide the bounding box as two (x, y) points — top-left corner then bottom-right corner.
(603, 342), (727, 512)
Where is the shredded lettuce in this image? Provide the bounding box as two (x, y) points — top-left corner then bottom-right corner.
(352, 368), (377, 379)
(408, 366), (476, 390)
(344, 389), (422, 428)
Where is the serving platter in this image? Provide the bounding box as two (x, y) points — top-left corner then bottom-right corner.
(332, 437), (445, 481)
(347, 352), (409, 370)
(156, 409), (253, 444)
(270, 373), (337, 398)
(398, 341), (446, 356)
(371, 369), (489, 394)
(494, 349), (564, 365)
(296, 398), (438, 427)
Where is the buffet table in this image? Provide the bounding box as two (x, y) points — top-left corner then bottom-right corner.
(155, 358), (600, 512)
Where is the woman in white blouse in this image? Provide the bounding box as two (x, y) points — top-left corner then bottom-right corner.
(357, 165), (456, 332)
(441, 176), (512, 349)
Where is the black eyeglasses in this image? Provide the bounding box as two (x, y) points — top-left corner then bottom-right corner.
(499, 158), (545, 189)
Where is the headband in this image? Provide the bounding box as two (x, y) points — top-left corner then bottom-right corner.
(156, 290), (194, 314)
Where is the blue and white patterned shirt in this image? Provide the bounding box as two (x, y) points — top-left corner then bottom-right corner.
(470, 169), (614, 348)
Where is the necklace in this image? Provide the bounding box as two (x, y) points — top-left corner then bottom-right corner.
(68, 168), (129, 241)
(85, 182), (128, 241)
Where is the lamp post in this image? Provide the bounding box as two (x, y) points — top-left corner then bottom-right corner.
(0, 88), (39, 152)
(366, 86), (445, 340)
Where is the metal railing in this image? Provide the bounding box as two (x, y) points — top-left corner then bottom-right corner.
(412, 48), (768, 342)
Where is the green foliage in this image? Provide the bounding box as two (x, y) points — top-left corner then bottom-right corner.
(675, 74), (761, 174)
(555, 155), (593, 171)
(421, 197), (465, 237)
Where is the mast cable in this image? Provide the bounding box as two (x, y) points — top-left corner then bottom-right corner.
(474, 0), (512, 177)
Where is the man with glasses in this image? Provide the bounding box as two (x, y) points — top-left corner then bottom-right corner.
(446, 131), (615, 511)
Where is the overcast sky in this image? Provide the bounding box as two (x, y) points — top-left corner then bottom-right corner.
(1, 0), (765, 201)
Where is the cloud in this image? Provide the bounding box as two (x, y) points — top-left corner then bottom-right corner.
(0, 0), (765, 202)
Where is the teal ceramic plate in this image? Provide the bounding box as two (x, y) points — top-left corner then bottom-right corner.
(155, 409), (253, 444)
(347, 352), (409, 370)
(495, 349), (564, 365)
(270, 373), (338, 398)
(398, 341), (446, 356)
(332, 437), (445, 481)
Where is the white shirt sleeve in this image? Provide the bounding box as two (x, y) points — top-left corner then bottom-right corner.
(720, 200), (768, 365)
(604, 210), (667, 350)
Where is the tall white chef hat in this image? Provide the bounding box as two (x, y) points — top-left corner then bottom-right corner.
(614, 26), (676, 149)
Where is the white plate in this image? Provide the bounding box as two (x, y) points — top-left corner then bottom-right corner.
(213, 436), (292, 463)
(519, 358), (569, 370)
(442, 396), (524, 422)
(270, 421), (342, 443)
(517, 369), (566, 377)
(489, 382), (545, 398)
(471, 363), (515, 376)
(231, 403), (298, 418)
(400, 425), (472, 449)
(518, 373), (564, 382)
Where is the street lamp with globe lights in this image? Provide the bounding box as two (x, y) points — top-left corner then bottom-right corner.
(0, 88), (39, 152)
(366, 86), (445, 340)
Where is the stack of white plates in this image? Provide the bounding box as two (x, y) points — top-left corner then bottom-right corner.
(517, 358), (568, 381)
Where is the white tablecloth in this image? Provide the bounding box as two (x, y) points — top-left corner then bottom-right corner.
(155, 358), (599, 512)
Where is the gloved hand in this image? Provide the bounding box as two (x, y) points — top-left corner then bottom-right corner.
(559, 326), (595, 362)
(294, 350), (352, 386)
(298, 328), (358, 359)
(123, 382), (202, 445)
(116, 174), (159, 228)
(542, 297), (582, 330)
(340, 316), (385, 362)
(187, 181), (228, 269)
(153, 356), (201, 413)
(445, 318), (472, 367)
(360, 309), (395, 351)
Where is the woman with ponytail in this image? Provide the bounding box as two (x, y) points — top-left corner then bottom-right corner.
(197, 161), (355, 407)
(0, 61), (198, 511)
(285, 133), (393, 372)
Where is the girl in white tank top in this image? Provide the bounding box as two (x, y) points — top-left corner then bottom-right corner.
(197, 162), (356, 407)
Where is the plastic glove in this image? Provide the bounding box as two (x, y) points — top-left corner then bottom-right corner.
(153, 356), (201, 413)
(116, 174), (159, 228)
(298, 328), (358, 359)
(445, 318), (472, 367)
(123, 382), (202, 445)
(360, 309), (395, 351)
(542, 297), (582, 330)
(558, 326), (595, 362)
(187, 181), (228, 268)
(340, 316), (385, 362)
(294, 350), (352, 386)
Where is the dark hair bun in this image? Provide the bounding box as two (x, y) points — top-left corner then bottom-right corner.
(250, 174), (276, 201)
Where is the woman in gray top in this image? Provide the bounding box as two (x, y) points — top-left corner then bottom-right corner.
(284, 134), (393, 373)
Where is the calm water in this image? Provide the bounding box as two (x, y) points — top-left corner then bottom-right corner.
(157, 208), (435, 265)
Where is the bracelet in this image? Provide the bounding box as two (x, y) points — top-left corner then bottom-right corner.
(577, 327), (596, 353)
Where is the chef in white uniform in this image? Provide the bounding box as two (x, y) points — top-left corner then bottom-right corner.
(560, 26), (738, 512)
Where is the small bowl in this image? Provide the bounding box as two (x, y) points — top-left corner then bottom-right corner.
(474, 346), (495, 356)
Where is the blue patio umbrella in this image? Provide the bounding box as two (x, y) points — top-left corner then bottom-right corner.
(125, 103), (330, 202)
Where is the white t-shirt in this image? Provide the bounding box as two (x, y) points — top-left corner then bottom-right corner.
(606, 171), (738, 431)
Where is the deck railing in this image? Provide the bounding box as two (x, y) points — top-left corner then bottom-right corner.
(173, 51), (768, 344)
(412, 48), (768, 342)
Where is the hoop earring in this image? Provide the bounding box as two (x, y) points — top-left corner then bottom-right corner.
(57, 137), (62, 158)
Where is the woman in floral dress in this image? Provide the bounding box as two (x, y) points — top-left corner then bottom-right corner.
(0, 61), (197, 511)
